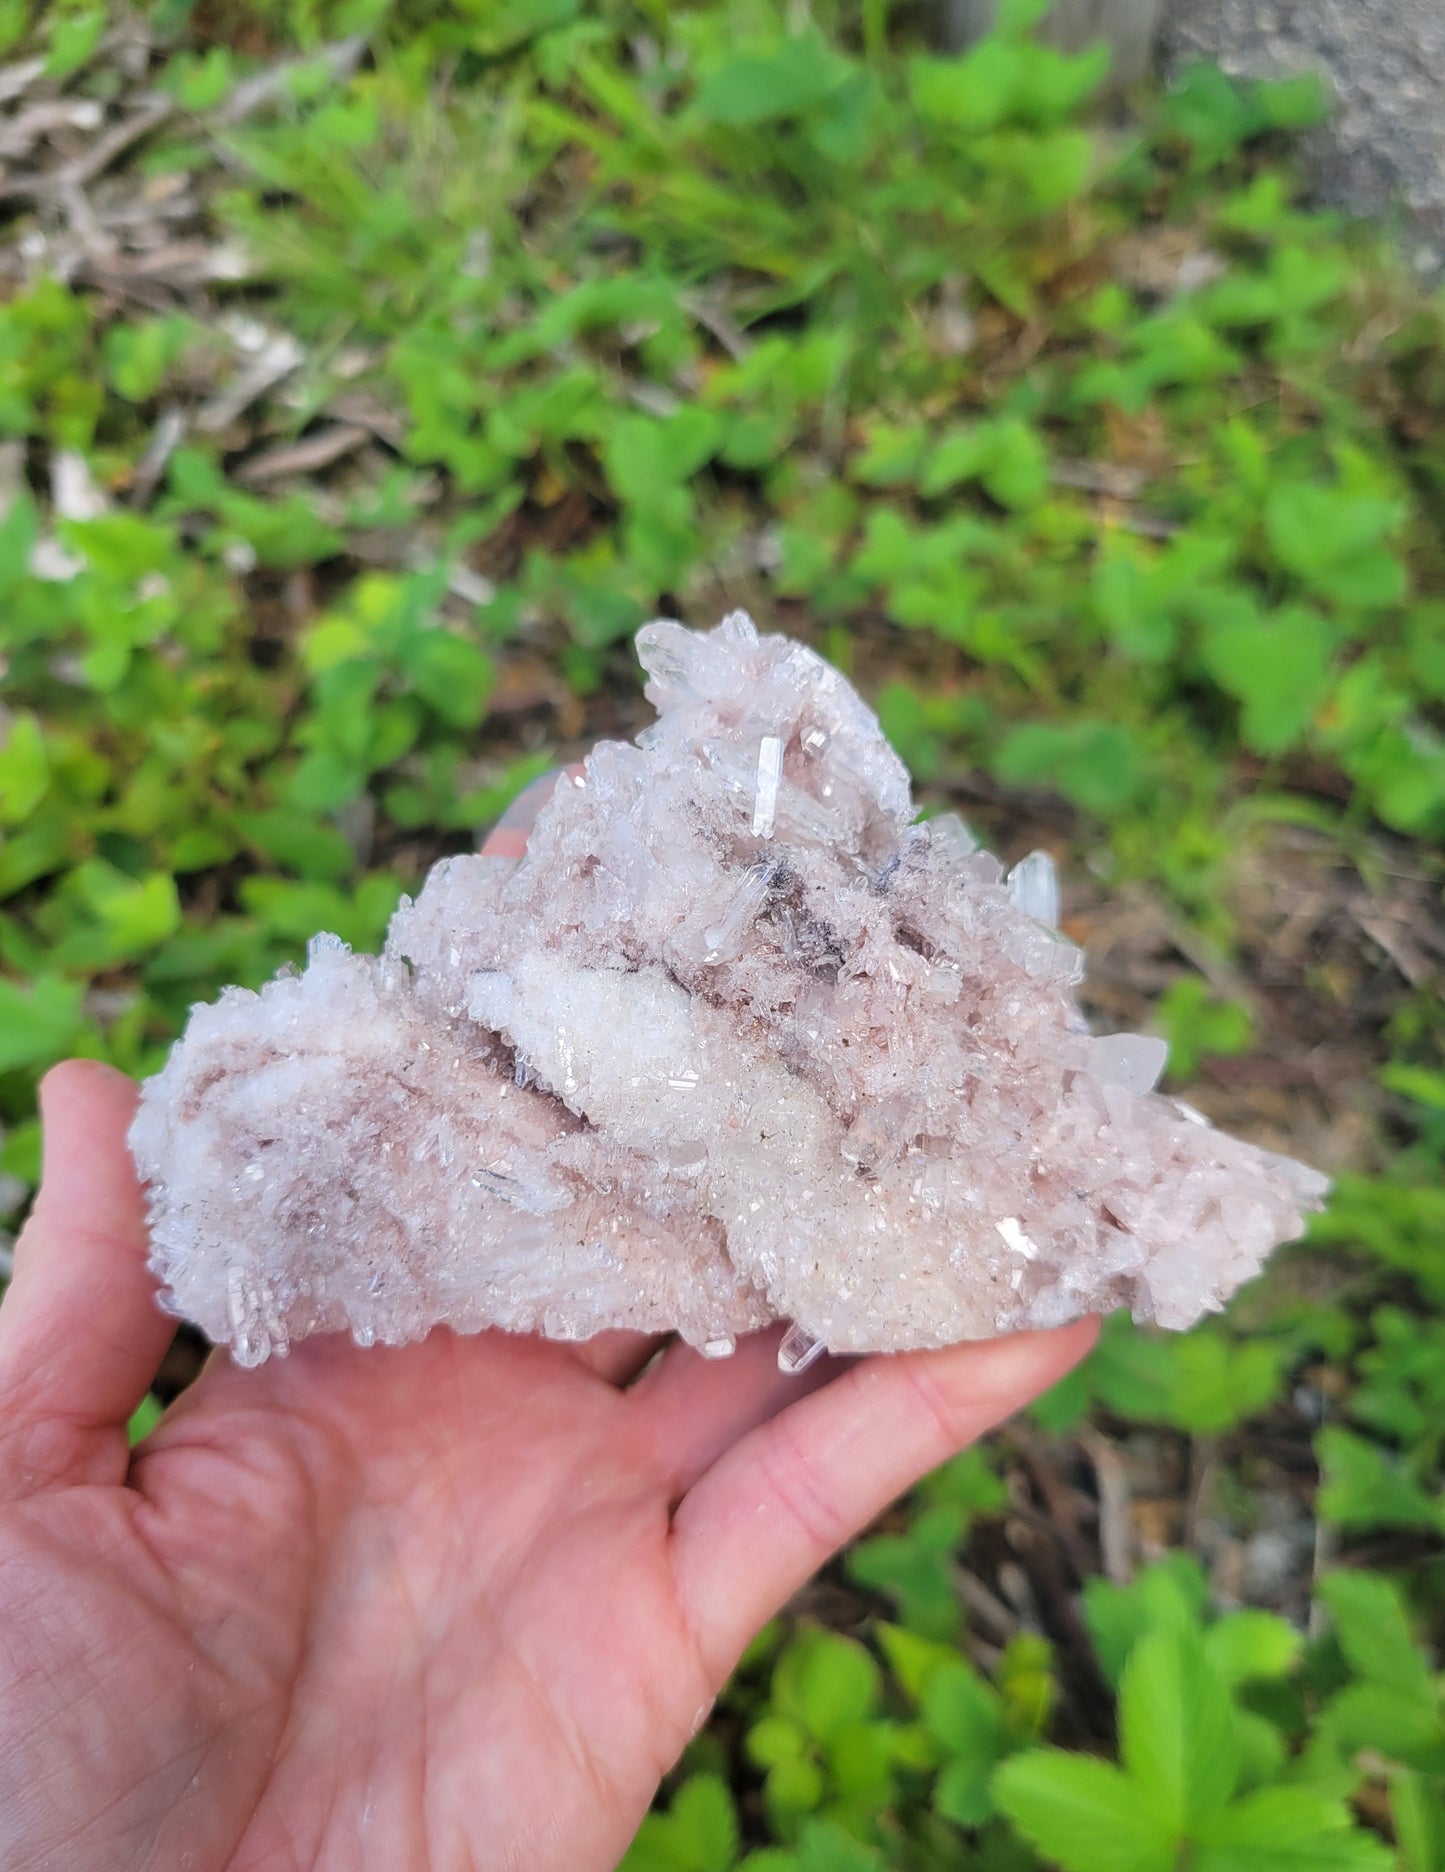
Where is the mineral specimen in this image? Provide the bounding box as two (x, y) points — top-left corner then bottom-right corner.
(129, 612), (1328, 1368)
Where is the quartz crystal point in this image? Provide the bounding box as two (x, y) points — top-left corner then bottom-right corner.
(130, 612), (1329, 1367)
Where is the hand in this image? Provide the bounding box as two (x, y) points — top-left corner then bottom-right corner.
(0, 1061), (1093, 1871)
(0, 773), (1097, 1872)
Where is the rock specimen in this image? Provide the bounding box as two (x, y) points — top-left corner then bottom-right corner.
(129, 613), (1328, 1369)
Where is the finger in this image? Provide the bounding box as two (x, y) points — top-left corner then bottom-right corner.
(669, 1318), (1097, 1674)
(480, 764), (584, 860)
(0, 1061), (173, 1494)
(632, 1325), (850, 1491)
(569, 1329), (670, 1386)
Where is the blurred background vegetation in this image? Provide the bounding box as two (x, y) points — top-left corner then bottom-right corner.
(0, 2), (1441, 1866)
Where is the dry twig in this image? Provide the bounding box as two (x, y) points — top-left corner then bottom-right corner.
(1079, 1427), (1134, 1585)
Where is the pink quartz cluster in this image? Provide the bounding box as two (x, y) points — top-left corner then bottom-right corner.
(129, 613), (1328, 1368)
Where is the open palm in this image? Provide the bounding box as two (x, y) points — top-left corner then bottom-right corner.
(0, 1059), (1093, 1872)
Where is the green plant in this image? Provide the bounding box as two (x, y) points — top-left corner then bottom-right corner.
(997, 1559), (1404, 1872)
(1156, 976), (1253, 1083)
(742, 1627), (906, 1841)
(0, 3), (1441, 1866)
(847, 1449), (1006, 1638)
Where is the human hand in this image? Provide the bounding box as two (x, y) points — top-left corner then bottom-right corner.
(0, 780), (1096, 1872)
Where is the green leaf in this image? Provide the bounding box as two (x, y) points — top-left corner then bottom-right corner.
(1163, 1333), (1286, 1435)
(605, 409), (722, 502)
(1324, 1683), (1443, 1765)
(748, 1713), (809, 1768)
(1235, 1710), (1288, 1789)
(1205, 1610), (1302, 1687)
(168, 45), (235, 111)
(0, 1117), (39, 1190)
(826, 1718), (901, 1816)
(915, 419), (1048, 508)
(924, 1446), (1009, 1516)
(1118, 1625), (1239, 1830)
(46, 5), (104, 76)
(1319, 1572), (1433, 1698)
(847, 1500), (965, 1639)
(1264, 484), (1406, 607)
(403, 630), (496, 728)
(0, 974), (87, 1073)
(468, 0), (580, 58)
(0, 714), (50, 824)
(993, 1751), (1177, 1872)
(934, 1754), (996, 1828)
(1254, 70), (1330, 128)
(1317, 1427), (1443, 1532)
(1198, 602), (1335, 755)
(0, 488), (38, 594)
(239, 875), (403, 956)
(234, 811), (356, 885)
(694, 35), (851, 127)
(128, 1394), (163, 1445)
(1082, 1554), (1210, 1686)
(923, 1657), (1001, 1748)
(669, 1774), (739, 1872)
(997, 1631), (1059, 1743)
(90, 871), (183, 957)
(910, 42), (1025, 135)
(979, 420), (1049, 510)
(1092, 553), (1176, 664)
(102, 318), (195, 403)
(1379, 1064), (1445, 1113)
(918, 427), (995, 497)
(1156, 977), (1253, 1082)
(793, 1818), (884, 1872)
(1392, 1770), (1445, 1872)
(617, 1817), (679, 1872)
(874, 1624), (961, 1705)
(764, 1753), (824, 1818)
(994, 720), (1146, 817)
(852, 423), (929, 487)
(773, 1629), (881, 1743)
(1194, 1786), (1395, 1872)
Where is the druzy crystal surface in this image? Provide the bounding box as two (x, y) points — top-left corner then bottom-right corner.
(130, 613), (1328, 1367)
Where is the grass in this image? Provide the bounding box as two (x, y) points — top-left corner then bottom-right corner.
(0, 2), (1442, 1865)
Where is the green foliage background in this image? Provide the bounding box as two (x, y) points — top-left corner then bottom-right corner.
(0, 1), (1442, 1865)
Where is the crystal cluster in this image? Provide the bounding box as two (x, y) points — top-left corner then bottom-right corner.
(129, 614), (1328, 1368)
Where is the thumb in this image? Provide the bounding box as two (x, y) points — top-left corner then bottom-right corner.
(0, 1061), (173, 1495)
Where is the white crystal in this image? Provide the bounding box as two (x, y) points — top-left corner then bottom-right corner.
(1008, 850), (1060, 927)
(752, 735), (784, 837)
(1088, 1032), (1170, 1097)
(996, 1217), (1039, 1258)
(778, 1323), (827, 1374)
(929, 811), (978, 860)
(129, 614), (1329, 1364)
(702, 860), (775, 964)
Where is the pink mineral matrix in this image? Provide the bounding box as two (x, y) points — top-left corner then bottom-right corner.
(129, 613), (1328, 1369)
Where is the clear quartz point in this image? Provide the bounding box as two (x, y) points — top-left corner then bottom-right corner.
(752, 735), (783, 837)
(929, 811), (977, 861)
(703, 859), (775, 963)
(778, 1323), (826, 1374)
(701, 1335), (736, 1359)
(1088, 1031), (1168, 1096)
(1007, 850), (1059, 927)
